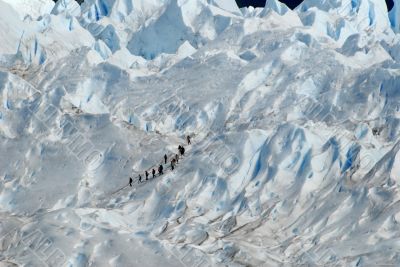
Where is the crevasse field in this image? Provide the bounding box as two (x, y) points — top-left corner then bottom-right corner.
(0, 0), (400, 266)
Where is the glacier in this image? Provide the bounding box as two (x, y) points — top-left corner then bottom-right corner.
(0, 0), (400, 266)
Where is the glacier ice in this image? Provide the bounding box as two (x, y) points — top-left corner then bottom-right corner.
(389, 0), (400, 33)
(0, 0), (400, 266)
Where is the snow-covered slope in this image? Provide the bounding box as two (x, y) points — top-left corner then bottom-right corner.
(1, 0), (55, 19)
(0, 0), (400, 266)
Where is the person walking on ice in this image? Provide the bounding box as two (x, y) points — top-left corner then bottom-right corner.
(175, 154), (179, 163)
(138, 174), (142, 183)
(129, 177), (133, 187)
(152, 168), (156, 178)
(158, 164), (164, 175)
(164, 154), (168, 164)
(145, 170), (149, 181)
(187, 135), (191, 145)
(179, 145), (185, 156)
(171, 158), (176, 171)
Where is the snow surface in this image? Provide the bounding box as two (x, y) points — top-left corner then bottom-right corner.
(1, 0), (55, 20)
(0, 0), (400, 266)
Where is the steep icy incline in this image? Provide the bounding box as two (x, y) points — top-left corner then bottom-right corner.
(389, 0), (400, 33)
(51, 0), (81, 16)
(210, 0), (242, 15)
(263, 0), (290, 15)
(0, 1), (26, 56)
(0, 0), (400, 266)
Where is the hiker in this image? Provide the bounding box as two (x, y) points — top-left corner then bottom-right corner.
(164, 154), (168, 164)
(158, 164), (164, 175)
(171, 158), (176, 171)
(152, 168), (156, 178)
(138, 174), (142, 183)
(145, 170), (149, 180)
(129, 177), (133, 187)
(179, 146), (185, 156)
(187, 135), (191, 145)
(179, 146), (183, 156)
(175, 154), (179, 163)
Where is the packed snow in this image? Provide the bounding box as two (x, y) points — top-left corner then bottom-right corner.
(0, 0), (400, 266)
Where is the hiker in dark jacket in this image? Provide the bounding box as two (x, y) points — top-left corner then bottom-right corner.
(164, 154), (168, 164)
(129, 177), (133, 187)
(180, 146), (185, 156)
(152, 168), (156, 178)
(158, 164), (164, 175)
(145, 170), (149, 181)
(171, 158), (176, 171)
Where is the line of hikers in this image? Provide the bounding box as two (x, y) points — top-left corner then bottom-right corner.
(129, 135), (191, 186)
